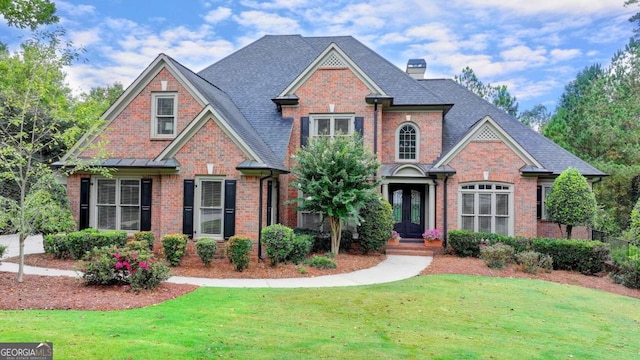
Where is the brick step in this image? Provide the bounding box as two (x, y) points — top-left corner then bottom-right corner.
(386, 248), (434, 256)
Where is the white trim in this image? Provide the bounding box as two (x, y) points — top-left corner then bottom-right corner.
(458, 182), (514, 236)
(278, 44), (387, 98)
(194, 176), (225, 239)
(151, 92), (178, 139)
(310, 114), (355, 137)
(395, 122), (420, 162)
(434, 116), (543, 169)
(539, 181), (554, 220)
(90, 176), (142, 232)
(155, 105), (262, 163)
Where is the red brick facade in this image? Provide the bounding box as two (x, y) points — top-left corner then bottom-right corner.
(65, 54), (593, 247)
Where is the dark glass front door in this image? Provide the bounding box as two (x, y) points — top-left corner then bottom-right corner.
(390, 184), (425, 239)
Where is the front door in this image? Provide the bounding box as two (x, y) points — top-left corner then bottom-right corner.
(390, 184), (425, 239)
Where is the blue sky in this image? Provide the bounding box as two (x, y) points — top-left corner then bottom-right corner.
(0, 0), (636, 112)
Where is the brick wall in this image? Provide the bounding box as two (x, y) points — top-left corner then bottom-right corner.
(380, 111), (442, 164)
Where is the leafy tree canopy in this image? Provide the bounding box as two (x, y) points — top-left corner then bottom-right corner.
(290, 134), (380, 254)
(454, 66), (519, 117)
(0, 0), (58, 30)
(546, 167), (597, 239)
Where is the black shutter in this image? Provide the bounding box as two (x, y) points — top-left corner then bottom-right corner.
(300, 117), (309, 147)
(355, 116), (364, 136)
(79, 178), (90, 230)
(536, 185), (542, 220)
(266, 180), (273, 226)
(224, 180), (237, 240)
(183, 179), (195, 238)
(140, 178), (152, 231)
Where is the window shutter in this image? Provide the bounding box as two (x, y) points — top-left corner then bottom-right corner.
(140, 178), (152, 231)
(79, 178), (91, 230)
(183, 179), (195, 238)
(224, 180), (237, 239)
(266, 180), (273, 226)
(536, 185), (542, 220)
(355, 116), (364, 136)
(300, 117), (309, 147)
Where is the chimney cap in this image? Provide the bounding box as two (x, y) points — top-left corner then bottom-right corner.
(406, 59), (426, 79)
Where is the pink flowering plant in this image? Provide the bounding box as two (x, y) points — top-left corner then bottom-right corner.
(82, 245), (169, 291)
(391, 230), (401, 241)
(422, 228), (442, 241)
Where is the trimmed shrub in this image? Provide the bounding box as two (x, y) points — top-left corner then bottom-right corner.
(340, 229), (354, 252)
(516, 251), (553, 274)
(133, 231), (155, 250)
(262, 224), (294, 266)
(0, 244), (6, 263)
(44, 229), (127, 260)
(358, 198), (394, 253)
(125, 240), (150, 253)
(161, 233), (188, 267)
(82, 246), (169, 291)
(480, 243), (515, 269)
(195, 238), (217, 267)
(531, 238), (609, 275)
(610, 258), (640, 289)
(448, 230), (482, 257)
(289, 233), (314, 264)
(305, 255), (337, 269)
(227, 235), (253, 271)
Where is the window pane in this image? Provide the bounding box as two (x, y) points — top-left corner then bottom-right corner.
(495, 217), (508, 235)
(496, 194), (509, 216)
(398, 125), (416, 160)
(157, 97), (174, 115)
(201, 181), (222, 207)
(97, 205), (116, 229)
(157, 117), (174, 135)
(392, 190), (402, 223)
(120, 180), (140, 205)
(479, 216), (491, 233)
(335, 118), (350, 135)
(411, 190), (421, 225)
(316, 118), (330, 136)
(479, 194), (491, 215)
(300, 212), (322, 230)
(97, 180), (116, 205)
(200, 209), (222, 235)
(461, 216), (474, 231)
(462, 193), (474, 214)
(121, 206), (140, 231)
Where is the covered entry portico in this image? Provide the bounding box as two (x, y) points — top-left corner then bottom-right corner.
(381, 164), (436, 239)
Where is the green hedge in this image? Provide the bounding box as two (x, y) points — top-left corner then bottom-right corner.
(262, 224), (294, 266)
(448, 230), (610, 275)
(227, 236), (253, 272)
(161, 233), (188, 267)
(44, 229), (128, 260)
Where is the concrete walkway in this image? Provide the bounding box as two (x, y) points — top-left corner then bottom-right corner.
(0, 234), (433, 288)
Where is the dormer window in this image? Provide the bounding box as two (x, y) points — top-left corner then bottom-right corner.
(311, 115), (354, 137)
(152, 93), (177, 138)
(396, 123), (419, 161)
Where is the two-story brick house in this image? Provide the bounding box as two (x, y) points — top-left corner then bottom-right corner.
(57, 35), (605, 250)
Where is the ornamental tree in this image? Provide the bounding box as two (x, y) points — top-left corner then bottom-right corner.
(545, 167), (597, 239)
(290, 134), (380, 255)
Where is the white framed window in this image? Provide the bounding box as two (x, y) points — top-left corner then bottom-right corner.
(195, 178), (224, 238)
(459, 183), (513, 236)
(152, 93), (177, 138)
(396, 122), (419, 162)
(296, 190), (329, 231)
(93, 177), (141, 231)
(311, 114), (354, 137)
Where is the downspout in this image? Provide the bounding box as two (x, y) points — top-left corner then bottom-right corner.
(373, 99), (378, 154)
(258, 170), (274, 261)
(443, 175), (449, 248)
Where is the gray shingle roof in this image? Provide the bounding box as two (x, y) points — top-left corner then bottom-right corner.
(419, 79), (605, 176)
(166, 34), (603, 177)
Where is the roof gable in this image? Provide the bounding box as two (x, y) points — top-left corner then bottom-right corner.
(435, 115), (543, 169)
(277, 43), (387, 98)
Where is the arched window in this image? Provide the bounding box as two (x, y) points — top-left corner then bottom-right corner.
(396, 123), (418, 161)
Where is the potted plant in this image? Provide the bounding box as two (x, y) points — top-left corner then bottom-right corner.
(388, 230), (401, 245)
(422, 228), (443, 246)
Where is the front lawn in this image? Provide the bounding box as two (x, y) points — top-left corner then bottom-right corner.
(1, 275), (639, 359)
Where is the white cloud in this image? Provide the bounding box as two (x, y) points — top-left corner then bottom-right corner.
(55, 0), (96, 17)
(550, 48), (581, 62)
(234, 10), (300, 33)
(458, 0), (627, 16)
(68, 28), (101, 47)
(204, 7), (232, 23)
(500, 45), (547, 64)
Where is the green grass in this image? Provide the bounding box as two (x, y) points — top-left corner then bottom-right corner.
(1, 275), (639, 359)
